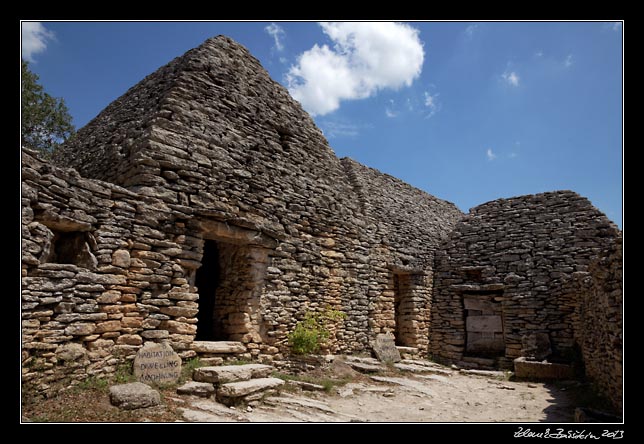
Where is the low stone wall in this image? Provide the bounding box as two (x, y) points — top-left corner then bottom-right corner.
(21, 148), (202, 393)
(573, 237), (623, 413)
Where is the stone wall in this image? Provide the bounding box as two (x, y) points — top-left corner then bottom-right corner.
(341, 158), (462, 350)
(574, 237), (623, 413)
(21, 147), (202, 393)
(49, 36), (461, 359)
(430, 191), (621, 371)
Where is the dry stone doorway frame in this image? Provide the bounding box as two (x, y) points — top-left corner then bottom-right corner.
(191, 218), (276, 346)
(386, 269), (431, 351)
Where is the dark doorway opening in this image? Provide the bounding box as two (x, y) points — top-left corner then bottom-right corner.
(393, 273), (413, 347)
(195, 240), (221, 341)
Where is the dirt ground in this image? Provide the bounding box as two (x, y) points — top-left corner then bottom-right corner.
(23, 358), (584, 423)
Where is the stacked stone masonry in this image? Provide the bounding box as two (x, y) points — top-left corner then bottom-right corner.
(22, 36), (622, 413)
(430, 191), (622, 411)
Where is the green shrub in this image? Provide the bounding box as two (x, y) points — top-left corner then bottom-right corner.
(288, 308), (346, 355)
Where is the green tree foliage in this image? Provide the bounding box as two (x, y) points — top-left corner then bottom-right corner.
(21, 60), (74, 154)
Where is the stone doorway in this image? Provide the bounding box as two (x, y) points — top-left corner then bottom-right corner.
(463, 292), (505, 357)
(393, 273), (413, 347)
(193, 219), (275, 345)
(195, 240), (221, 341)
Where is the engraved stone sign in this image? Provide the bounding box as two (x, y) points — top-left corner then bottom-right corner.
(134, 342), (182, 384)
(371, 333), (401, 363)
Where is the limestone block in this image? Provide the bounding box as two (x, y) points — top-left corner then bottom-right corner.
(109, 382), (161, 410)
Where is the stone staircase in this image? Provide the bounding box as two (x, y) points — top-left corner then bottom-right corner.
(190, 340), (250, 365)
(177, 362), (284, 406)
(180, 341), (283, 406)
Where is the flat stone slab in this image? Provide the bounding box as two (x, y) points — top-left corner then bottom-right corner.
(177, 381), (215, 397)
(264, 395), (336, 414)
(514, 357), (574, 380)
(394, 362), (448, 373)
(179, 408), (240, 423)
(109, 382), (161, 410)
(133, 342), (181, 385)
(394, 363), (441, 373)
(349, 361), (386, 373)
(400, 359), (446, 369)
(190, 341), (246, 354)
(193, 364), (273, 384)
(459, 369), (507, 378)
(344, 355), (382, 365)
(371, 333), (401, 363)
(217, 377), (285, 405)
(288, 380), (326, 391)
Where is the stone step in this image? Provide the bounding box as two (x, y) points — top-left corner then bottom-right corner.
(193, 363), (273, 384)
(396, 346), (419, 359)
(349, 361), (386, 373)
(176, 381), (216, 397)
(459, 368), (507, 378)
(190, 341), (246, 355)
(216, 377), (285, 406)
(343, 355), (381, 365)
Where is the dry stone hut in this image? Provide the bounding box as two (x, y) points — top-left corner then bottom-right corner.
(21, 36), (622, 411)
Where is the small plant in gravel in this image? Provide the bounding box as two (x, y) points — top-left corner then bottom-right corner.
(76, 376), (109, 392)
(113, 361), (136, 384)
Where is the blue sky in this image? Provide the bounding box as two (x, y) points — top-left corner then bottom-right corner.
(22, 21), (623, 227)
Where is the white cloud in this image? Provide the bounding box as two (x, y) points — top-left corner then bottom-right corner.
(464, 24), (478, 37)
(564, 54), (574, 68)
(22, 22), (54, 62)
(287, 22), (425, 116)
(612, 22), (622, 31)
(265, 22), (285, 52)
(502, 70), (520, 87)
(423, 91), (440, 118)
(486, 148), (497, 161)
(385, 100), (398, 118)
(509, 152), (518, 159)
(535, 50), (544, 58)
